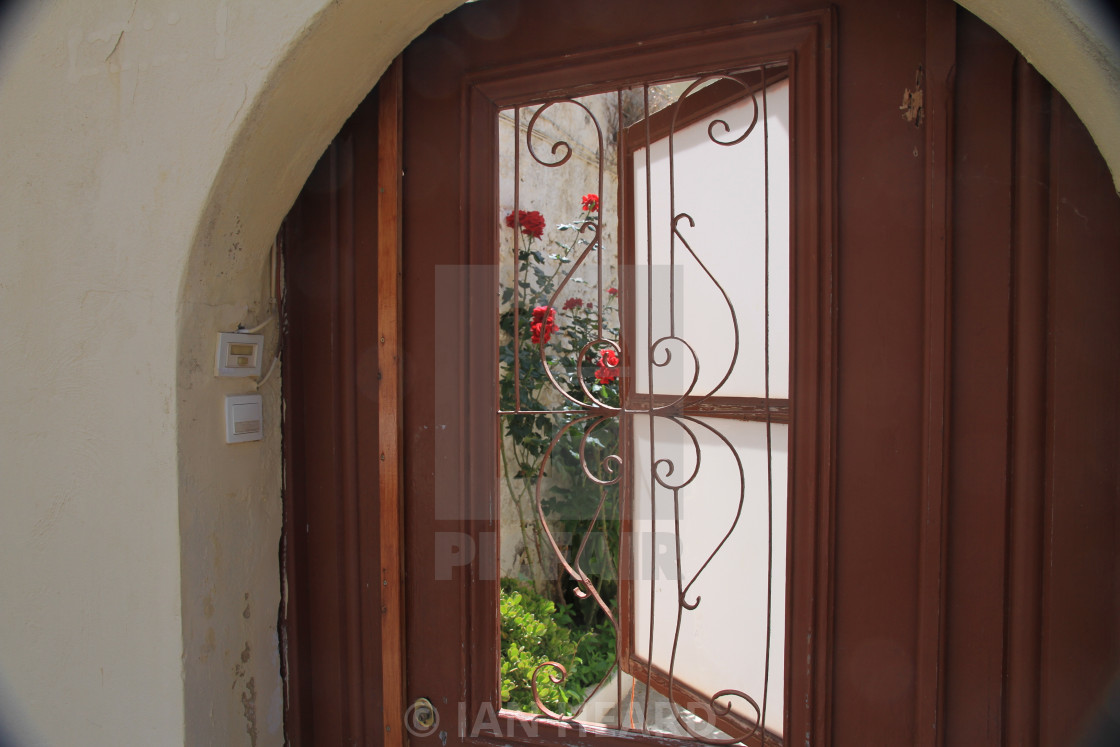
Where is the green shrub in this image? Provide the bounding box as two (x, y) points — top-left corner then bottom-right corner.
(499, 579), (585, 714)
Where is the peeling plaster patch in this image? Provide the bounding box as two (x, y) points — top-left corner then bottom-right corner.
(241, 676), (258, 746)
(900, 66), (925, 126)
(243, 592), (251, 619)
(234, 640), (252, 681)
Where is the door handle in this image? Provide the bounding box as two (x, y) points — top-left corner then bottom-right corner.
(408, 697), (438, 735)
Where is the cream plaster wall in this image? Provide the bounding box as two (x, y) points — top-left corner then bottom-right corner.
(0, 0), (1115, 745)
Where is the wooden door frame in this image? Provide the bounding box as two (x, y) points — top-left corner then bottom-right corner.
(419, 7), (837, 745)
(376, 58), (408, 747)
(280, 58), (407, 747)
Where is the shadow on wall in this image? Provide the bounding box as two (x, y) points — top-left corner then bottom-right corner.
(0, 674), (40, 747)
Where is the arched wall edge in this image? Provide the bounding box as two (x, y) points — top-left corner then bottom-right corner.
(173, 1), (461, 743)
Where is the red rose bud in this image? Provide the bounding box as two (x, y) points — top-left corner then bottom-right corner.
(530, 305), (558, 344)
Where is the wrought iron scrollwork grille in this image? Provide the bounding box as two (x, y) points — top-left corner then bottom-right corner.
(497, 63), (790, 745)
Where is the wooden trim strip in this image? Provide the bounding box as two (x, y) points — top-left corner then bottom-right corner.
(914, 2), (957, 745)
(624, 394), (790, 424)
(466, 81), (503, 722)
(377, 56), (407, 747)
(469, 11), (826, 106)
(333, 128), (367, 742)
(793, 10), (837, 745)
(1001, 56), (1050, 747)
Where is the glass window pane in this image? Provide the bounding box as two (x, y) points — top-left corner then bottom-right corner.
(632, 416), (787, 739)
(631, 79), (790, 399)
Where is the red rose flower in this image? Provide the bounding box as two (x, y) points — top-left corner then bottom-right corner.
(581, 193), (599, 212)
(607, 286), (618, 296)
(562, 298), (584, 311)
(530, 305), (558, 344)
(504, 209), (546, 239)
(595, 348), (619, 384)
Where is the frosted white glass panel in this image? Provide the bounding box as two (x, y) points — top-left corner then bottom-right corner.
(632, 416), (787, 737)
(632, 80), (790, 399)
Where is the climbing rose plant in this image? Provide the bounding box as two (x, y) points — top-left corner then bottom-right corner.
(498, 193), (621, 715)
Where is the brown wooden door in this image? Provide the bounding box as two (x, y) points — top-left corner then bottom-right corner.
(281, 1), (1120, 744)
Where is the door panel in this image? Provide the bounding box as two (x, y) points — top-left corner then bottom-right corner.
(1039, 87), (1120, 747)
(943, 16), (1017, 742)
(281, 91), (386, 744)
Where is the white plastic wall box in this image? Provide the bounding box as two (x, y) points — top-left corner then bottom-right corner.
(225, 393), (263, 443)
(216, 332), (265, 377)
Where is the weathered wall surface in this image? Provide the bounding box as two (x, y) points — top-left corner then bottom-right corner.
(0, 0), (1115, 745)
